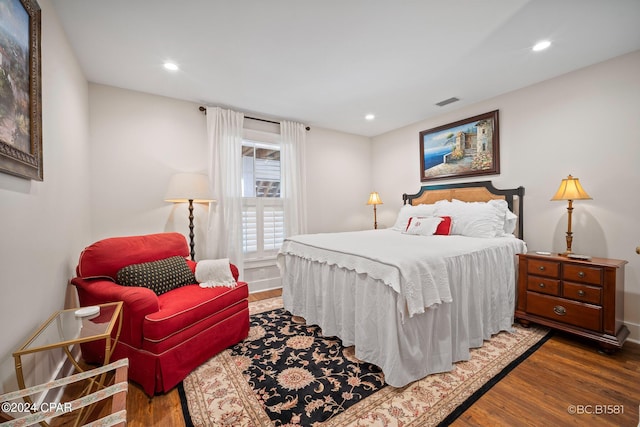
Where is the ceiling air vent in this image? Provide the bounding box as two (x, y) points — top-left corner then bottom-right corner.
(435, 97), (460, 107)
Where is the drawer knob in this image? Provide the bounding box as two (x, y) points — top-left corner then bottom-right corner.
(538, 283), (545, 288)
(577, 290), (586, 297)
(553, 305), (567, 316)
(538, 266), (546, 271)
(578, 271), (585, 278)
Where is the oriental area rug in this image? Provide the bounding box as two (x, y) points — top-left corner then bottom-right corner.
(179, 297), (550, 426)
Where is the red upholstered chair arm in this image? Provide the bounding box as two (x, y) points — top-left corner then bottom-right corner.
(71, 277), (159, 348)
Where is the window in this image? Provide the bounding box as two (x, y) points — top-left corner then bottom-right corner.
(241, 140), (284, 258)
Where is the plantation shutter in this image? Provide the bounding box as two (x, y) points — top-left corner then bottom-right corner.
(242, 199), (284, 256)
(242, 205), (258, 254)
(263, 204), (284, 251)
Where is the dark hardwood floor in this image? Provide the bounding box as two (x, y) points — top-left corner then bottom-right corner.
(55, 289), (640, 426)
(452, 331), (639, 426)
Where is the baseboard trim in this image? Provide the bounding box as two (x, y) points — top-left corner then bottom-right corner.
(248, 277), (281, 294)
(624, 321), (639, 344)
(249, 285), (283, 295)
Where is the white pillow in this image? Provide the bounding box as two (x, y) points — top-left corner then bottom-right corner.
(391, 204), (436, 231)
(403, 216), (443, 236)
(487, 199), (518, 235)
(195, 258), (236, 288)
(434, 199), (504, 238)
(504, 210), (518, 235)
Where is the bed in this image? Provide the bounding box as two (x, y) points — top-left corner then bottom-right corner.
(277, 181), (526, 387)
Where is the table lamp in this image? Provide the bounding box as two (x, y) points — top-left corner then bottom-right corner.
(367, 192), (383, 229)
(551, 174), (592, 255)
(165, 173), (214, 260)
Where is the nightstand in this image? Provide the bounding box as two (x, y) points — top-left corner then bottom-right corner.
(515, 253), (628, 352)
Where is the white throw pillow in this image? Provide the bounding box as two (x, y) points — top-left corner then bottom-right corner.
(195, 258), (236, 288)
(391, 204), (436, 231)
(434, 199), (504, 238)
(487, 199), (518, 235)
(504, 210), (518, 235)
(403, 216), (443, 236)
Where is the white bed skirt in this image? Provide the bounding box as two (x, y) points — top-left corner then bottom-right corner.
(280, 249), (518, 387)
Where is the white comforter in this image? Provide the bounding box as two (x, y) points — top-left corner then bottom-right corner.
(277, 229), (527, 387)
(279, 229), (526, 318)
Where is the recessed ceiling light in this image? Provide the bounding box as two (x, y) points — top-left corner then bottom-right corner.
(532, 40), (551, 52)
(163, 62), (179, 71)
(365, 114), (375, 121)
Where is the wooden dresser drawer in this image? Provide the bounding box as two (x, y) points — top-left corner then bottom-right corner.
(563, 263), (602, 286)
(526, 276), (560, 296)
(527, 259), (560, 278)
(563, 282), (602, 305)
(526, 292), (602, 332)
(516, 253), (628, 351)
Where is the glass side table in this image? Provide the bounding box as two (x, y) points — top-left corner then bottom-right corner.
(13, 301), (123, 390)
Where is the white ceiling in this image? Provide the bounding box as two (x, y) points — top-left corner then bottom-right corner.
(51, 0), (640, 137)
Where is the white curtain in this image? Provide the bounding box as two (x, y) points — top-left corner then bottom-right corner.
(206, 107), (245, 276)
(280, 120), (307, 238)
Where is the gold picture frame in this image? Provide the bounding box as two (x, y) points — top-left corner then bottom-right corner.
(0, 0), (42, 181)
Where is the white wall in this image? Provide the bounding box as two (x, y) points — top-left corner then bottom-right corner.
(305, 127), (372, 233)
(88, 84), (210, 249)
(372, 50), (640, 342)
(0, 0), (91, 392)
(88, 85), (372, 292)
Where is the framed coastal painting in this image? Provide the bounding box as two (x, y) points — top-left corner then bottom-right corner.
(0, 0), (43, 180)
(420, 110), (499, 182)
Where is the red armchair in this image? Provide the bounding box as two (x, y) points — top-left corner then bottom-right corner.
(71, 232), (249, 396)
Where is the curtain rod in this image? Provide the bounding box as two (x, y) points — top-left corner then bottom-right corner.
(198, 106), (310, 131)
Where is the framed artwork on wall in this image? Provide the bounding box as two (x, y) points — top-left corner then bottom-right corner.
(420, 110), (499, 182)
(0, 0), (42, 181)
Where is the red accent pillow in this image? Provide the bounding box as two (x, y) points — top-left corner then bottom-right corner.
(434, 216), (452, 235)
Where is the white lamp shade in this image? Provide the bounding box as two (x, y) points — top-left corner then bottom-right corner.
(164, 173), (214, 202)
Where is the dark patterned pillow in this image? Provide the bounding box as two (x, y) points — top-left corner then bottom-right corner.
(117, 256), (195, 296)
